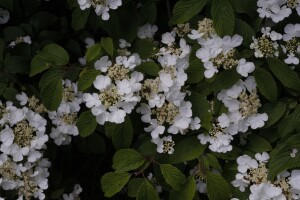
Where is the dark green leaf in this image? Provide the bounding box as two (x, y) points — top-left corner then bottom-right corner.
(71, 8), (90, 31)
(169, 176), (196, 200)
(127, 178), (144, 198)
(38, 43), (69, 66)
(135, 61), (160, 76)
(78, 69), (101, 91)
(101, 172), (131, 198)
(268, 58), (300, 94)
(137, 180), (159, 200)
(170, 0), (207, 24)
(77, 111), (97, 137)
(234, 19), (255, 45)
(211, 0), (235, 36)
(160, 164), (186, 190)
(186, 59), (204, 84)
(260, 102), (286, 128)
(101, 37), (114, 58)
(246, 134), (272, 152)
(254, 67), (277, 103)
(212, 68), (241, 92)
(112, 149), (145, 172)
(105, 116), (133, 149)
(30, 55), (53, 77)
(86, 43), (102, 63)
(206, 172), (231, 200)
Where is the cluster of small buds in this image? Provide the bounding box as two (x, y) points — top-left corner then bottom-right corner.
(0, 100), (50, 199)
(136, 30), (201, 154)
(83, 53), (143, 125)
(250, 27), (282, 58)
(77, 0), (122, 20)
(9, 35), (32, 48)
(16, 93), (47, 114)
(198, 76), (268, 153)
(173, 23), (191, 38)
(188, 18), (255, 79)
(48, 80), (83, 145)
(0, 7), (9, 24)
(62, 184), (83, 200)
(257, 0), (300, 23)
(232, 152), (300, 200)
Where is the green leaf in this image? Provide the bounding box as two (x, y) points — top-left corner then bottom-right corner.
(160, 137), (206, 164)
(135, 61), (160, 76)
(206, 153), (222, 171)
(160, 164), (186, 190)
(206, 172), (231, 200)
(101, 37), (114, 58)
(137, 180), (159, 200)
(187, 91), (212, 131)
(169, 176), (196, 200)
(254, 67), (277, 103)
(37, 44), (69, 66)
(260, 102), (286, 128)
(105, 116), (133, 149)
(170, 0), (207, 24)
(2, 26), (25, 43)
(78, 69), (101, 91)
(234, 19), (255, 45)
(39, 69), (63, 111)
(71, 8), (90, 31)
(212, 68), (241, 92)
(3, 88), (18, 102)
(86, 43), (102, 63)
(0, 0), (13, 10)
(77, 111), (97, 137)
(127, 178), (144, 198)
(0, 83), (6, 96)
(267, 58), (300, 94)
(246, 134), (272, 152)
(186, 59), (204, 84)
(101, 172), (131, 198)
(278, 105), (300, 137)
(0, 39), (4, 62)
(211, 0), (235, 36)
(4, 56), (30, 74)
(50, 188), (65, 199)
(112, 149), (145, 172)
(30, 55), (53, 77)
(132, 39), (155, 59)
(268, 134), (300, 180)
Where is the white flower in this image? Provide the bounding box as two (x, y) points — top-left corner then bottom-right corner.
(84, 37), (95, 48)
(203, 61), (218, 78)
(119, 39), (131, 48)
(283, 23), (300, 41)
(93, 75), (111, 91)
(249, 183), (283, 200)
(255, 152), (270, 163)
(94, 56), (112, 72)
(152, 136), (175, 154)
(161, 32), (176, 46)
(137, 24), (158, 39)
(16, 92), (29, 106)
(236, 59), (255, 77)
(257, 0), (292, 23)
(290, 170), (300, 190)
(0, 8), (9, 24)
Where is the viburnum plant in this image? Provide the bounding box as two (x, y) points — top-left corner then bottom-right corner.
(0, 0), (300, 199)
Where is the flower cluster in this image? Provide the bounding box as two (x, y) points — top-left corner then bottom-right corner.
(232, 152), (300, 200)
(83, 54), (143, 124)
(188, 18), (255, 78)
(77, 0), (122, 20)
(0, 101), (50, 199)
(136, 25), (201, 154)
(198, 76), (268, 153)
(257, 0), (300, 23)
(48, 80), (83, 145)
